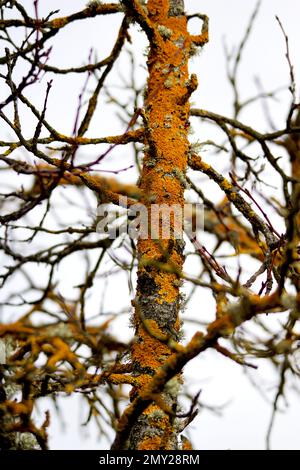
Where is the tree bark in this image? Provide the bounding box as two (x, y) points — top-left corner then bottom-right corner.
(285, 110), (300, 291)
(127, 0), (196, 450)
(0, 339), (40, 450)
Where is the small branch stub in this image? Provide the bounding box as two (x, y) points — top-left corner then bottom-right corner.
(190, 14), (209, 46)
(179, 73), (198, 104)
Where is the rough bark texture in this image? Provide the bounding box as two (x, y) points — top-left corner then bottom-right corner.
(286, 110), (300, 290)
(0, 339), (40, 450)
(128, 0), (195, 450)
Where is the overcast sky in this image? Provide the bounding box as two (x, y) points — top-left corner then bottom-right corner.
(2, 0), (300, 450)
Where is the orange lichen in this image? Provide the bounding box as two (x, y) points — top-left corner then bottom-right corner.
(181, 436), (193, 450)
(127, 0), (201, 450)
(191, 31), (209, 46)
(132, 323), (171, 371)
(143, 318), (169, 341)
(46, 337), (84, 371)
(3, 399), (33, 416)
(28, 160), (141, 201)
(205, 210), (264, 259)
(137, 435), (163, 450)
(155, 272), (178, 303)
(0, 322), (34, 336)
(50, 17), (68, 29)
(105, 373), (138, 386)
(208, 291), (281, 338)
(216, 291), (228, 319)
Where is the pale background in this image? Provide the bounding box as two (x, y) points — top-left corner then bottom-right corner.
(1, 0), (300, 450)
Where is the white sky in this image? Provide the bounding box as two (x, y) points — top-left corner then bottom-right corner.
(1, 0), (300, 450)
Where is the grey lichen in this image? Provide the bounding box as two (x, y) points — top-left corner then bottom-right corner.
(164, 77), (174, 89)
(173, 66), (181, 78)
(172, 278), (182, 288)
(46, 323), (75, 341)
(0, 339), (6, 364)
(157, 25), (173, 40)
(165, 377), (181, 398)
(144, 157), (156, 168)
(168, 0), (184, 17)
(128, 414), (178, 450)
(0, 337), (41, 450)
(281, 292), (297, 310)
(175, 237), (185, 252)
(172, 167), (190, 189)
(137, 0), (148, 14)
(17, 432), (40, 450)
(189, 42), (202, 57)
(139, 296), (178, 332)
(189, 140), (204, 155)
(148, 194), (157, 202)
(86, 0), (102, 7)
(164, 114), (173, 128)
(148, 408), (165, 420)
(173, 35), (185, 49)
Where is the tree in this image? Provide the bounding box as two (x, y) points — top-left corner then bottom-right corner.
(0, 0), (299, 450)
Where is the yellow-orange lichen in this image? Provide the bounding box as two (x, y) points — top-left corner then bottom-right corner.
(137, 435), (163, 450)
(0, 322), (34, 336)
(128, 0), (201, 450)
(143, 318), (169, 341)
(181, 436), (193, 450)
(132, 324), (171, 371)
(3, 399), (33, 416)
(50, 17), (68, 29)
(155, 272), (178, 303)
(46, 337), (83, 371)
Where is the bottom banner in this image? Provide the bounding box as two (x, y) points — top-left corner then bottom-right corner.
(0, 450), (296, 467)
